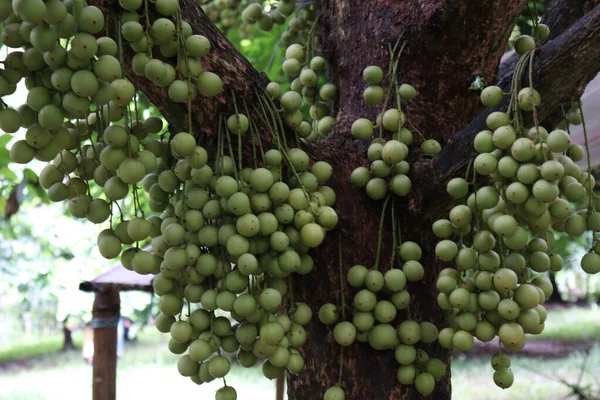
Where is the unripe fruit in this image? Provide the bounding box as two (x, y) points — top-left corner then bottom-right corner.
(514, 35), (535, 54)
(363, 66), (384, 84)
(480, 86), (503, 107)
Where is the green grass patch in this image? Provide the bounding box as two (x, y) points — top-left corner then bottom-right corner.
(1, 307), (599, 399)
(0, 334), (278, 400)
(530, 305), (600, 341)
(0, 332), (83, 363)
(452, 345), (600, 400)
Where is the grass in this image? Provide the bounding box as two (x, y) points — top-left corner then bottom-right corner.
(0, 306), (599, 399)
(0, 333), (276, 400)
(452, 346), (600, 400)
(531, 305), (600, 341)
(0, 332), (83, 363)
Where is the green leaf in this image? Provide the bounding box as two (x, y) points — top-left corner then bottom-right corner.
(0, 195), (6, 215)
(23, 168), (39, 183)
(0, 148), (10, 168)
(0, 166), (18, 182)
(0, 134), (12, 148)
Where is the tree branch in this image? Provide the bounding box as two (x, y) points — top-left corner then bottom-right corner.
(498, 0), (600, 77)
(92, 0), (269, 146)
(431, 4), (600, 182)
(543, 0), (600, 40)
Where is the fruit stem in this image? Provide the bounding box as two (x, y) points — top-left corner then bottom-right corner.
(391, 200), (397, 266)
(560, 105), (571, 136)
(176, 10), (193, 136)
(528, 49), (541, 141)
(230, 91), (244, 176)
(217, 114), (226, 176)
(75, 119), (92, 197)
(249, 117), (266, 164)
(338, 232), (346, 320)
(261, 93), (290, 151)
(472, 164), (480, 231)
(373, 195), (391, 271)
(379, 41), (406, 139)
(288, 276), (295, 313)
(337, 346), (344, 386)
(305, 15), (320, 60)
(144, 0), (153, 58)
(577, 101), (596, 210)
(406, 119), (426, 141)
(528, 1), (540, 43)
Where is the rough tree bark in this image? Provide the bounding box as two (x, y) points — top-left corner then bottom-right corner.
(60, 316), (76, 351)
(87, 0), (600, 399)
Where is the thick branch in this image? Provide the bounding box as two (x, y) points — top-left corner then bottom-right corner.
(544, 0), (600, 40)
(92, 0), (269, 144)
(498, 0), (600, 77)
(432, 4), (600, 182)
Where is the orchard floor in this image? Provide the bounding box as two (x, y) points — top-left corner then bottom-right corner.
(0, 306), (599, 400)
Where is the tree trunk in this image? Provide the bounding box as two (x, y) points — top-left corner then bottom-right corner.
(61, 316), (76, 352)
(84, 0), (600, 399)
(547, 273), (566, 304)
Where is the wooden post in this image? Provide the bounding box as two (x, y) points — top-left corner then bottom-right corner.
(92, 285), (120, 400)
(276, 374), (284, 400)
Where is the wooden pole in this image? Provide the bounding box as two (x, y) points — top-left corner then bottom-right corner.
(276, 374), (284, 400)
(92, 285), (120, 400)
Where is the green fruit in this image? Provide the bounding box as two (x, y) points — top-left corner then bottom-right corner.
(363, 66), (384, 84)
(494, 368), (514, 389)
(447, 178), (469, 199)
(397, 320), (421, 345)
(351, 118), (373, 140)
(324, 386), (345, 400)
(333, 321), (356, 346)
(399, 84), (417, 100)
(474, 153), (497, 175)
(452, 330), (474, 351)
(514, 35), (535, 55)
(415, 372), (435, 395)
(547, 129), (571, 153)
(581, 252), (600, 274)
(517, 87), (541, 111)
(397, 364), (416, 385)
(382, 109), (404, 132)
(486, 112), (509, 130)
(480, 86), (503, 107)
(421, 139), (442, 155)
(363, 85), (384, 105)
(197, 72), (222, 97)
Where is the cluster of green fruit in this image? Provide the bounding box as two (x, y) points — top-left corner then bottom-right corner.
(433, 26), (600, 390)
(2, 0), (223, 234)
(349, 58), (441, 202)
(121, 0), (223, 100)
(241, 0), (317, 45)
(0, 0), (343, 398)
(349, 65), (416, 201)
(264, 41), (338, 143)
(326, 52), (448, 397)
(199, 0), (254, 36)
(149, 115), (338, 398)
(319, 241), (448, 398)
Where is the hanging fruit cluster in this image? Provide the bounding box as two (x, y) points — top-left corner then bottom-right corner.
(433, 25), (600, 390)
(0, 0), (341, 397)
(242, 0), (316, 45)
(317, 41), (448, 398)
(199, 0), (254, 36)
(1, 0), (600, 398)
